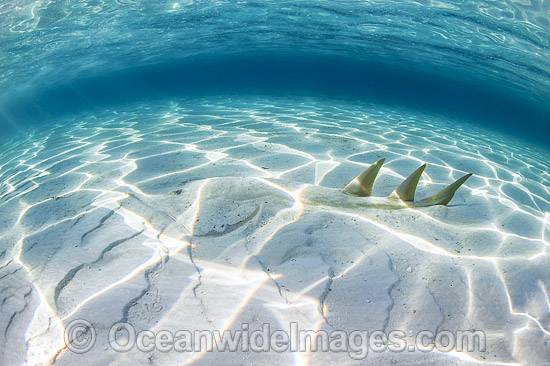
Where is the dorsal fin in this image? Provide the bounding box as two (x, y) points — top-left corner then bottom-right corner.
(343, 158), (385, 197)
(418, 173), (472, 206)
(389, 164), (426, 202)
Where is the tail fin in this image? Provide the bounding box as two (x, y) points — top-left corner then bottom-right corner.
(389, 164), (426, 202)
(343, 158), (385, 197)
(418, 173), (473, 206)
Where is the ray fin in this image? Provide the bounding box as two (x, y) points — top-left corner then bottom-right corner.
(418, 173), (473, 206)
(343, 158), (385, 197)
(389, 164), (426, 202)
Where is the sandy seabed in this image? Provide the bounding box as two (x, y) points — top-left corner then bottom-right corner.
(0, 96), (549, 365)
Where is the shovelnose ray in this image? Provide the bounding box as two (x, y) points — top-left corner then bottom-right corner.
(300, 158), (472, 209)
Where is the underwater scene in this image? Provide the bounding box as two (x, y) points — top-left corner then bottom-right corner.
(0, 1), (549, 365)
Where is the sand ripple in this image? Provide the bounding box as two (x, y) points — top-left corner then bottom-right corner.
(0, 96), (549, 365)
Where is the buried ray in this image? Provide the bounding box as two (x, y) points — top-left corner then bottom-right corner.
(302, 159), (472, 209)
(171, 159), (472, 237)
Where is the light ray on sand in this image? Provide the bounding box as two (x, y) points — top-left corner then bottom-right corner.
(11, 237), (65, 365)
(1, 97), (549, 365)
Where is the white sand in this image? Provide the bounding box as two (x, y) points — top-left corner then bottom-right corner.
(0, 96), (549, 365)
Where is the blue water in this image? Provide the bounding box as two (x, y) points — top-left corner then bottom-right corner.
(0, 0), (549, 144)
(1, 2), (550, 365)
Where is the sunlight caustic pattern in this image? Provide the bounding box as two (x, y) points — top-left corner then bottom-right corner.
(0, 96), (549, 365)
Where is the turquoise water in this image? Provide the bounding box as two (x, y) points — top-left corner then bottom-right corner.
(1, 0), (549, 142)
(0, 1), (550, 366)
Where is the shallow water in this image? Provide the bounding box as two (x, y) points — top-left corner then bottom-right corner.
(1, 0), (549, 141)
(0, 1), (550, 365)
(1, 96), (549, 364)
